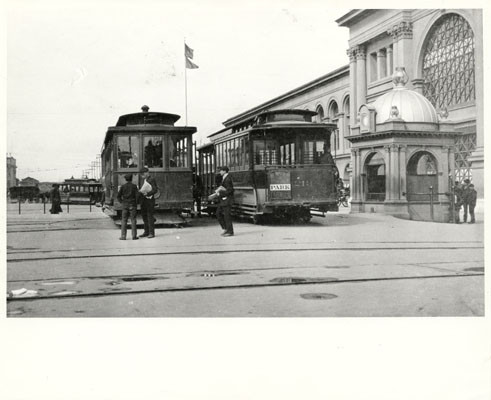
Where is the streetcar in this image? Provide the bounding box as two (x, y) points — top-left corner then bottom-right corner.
(101, 105), (197, 222)
(197, 109), (340, 223)
(59, 178), (103, 205)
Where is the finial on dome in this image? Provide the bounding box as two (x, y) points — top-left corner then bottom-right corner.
(141, 105), (150, 113)
(392, 67), (409, 88)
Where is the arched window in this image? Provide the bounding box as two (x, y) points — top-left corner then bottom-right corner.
(422, 13), (475, 109)
(328, 101), (339, 151)
(315, 105), (324, 123)
(342, 96), (350, 148)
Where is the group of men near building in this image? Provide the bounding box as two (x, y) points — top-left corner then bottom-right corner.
(453, 179), (478, 224)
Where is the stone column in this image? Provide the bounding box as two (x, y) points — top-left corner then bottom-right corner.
(386, 46), (393, 77)
(396, 22), (414, 85)
(384, 145), (392, 200)
(351, 149), (361, 205)
(355, 46), (367, 112)
(390, 144), (400, 201)
(377, 49), (387, 80)
(347, 47), (357, 127)
(399, 145), (407, 200)
(440, 146), (451, 201)
(387, 27), (399, 68)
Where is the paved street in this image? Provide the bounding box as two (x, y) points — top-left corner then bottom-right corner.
(6, 202), (485, 317)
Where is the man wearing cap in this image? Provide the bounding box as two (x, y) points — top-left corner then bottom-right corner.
(139, 167), (158, 238)
(216, 166), (234, 237)
(117, 173), (139, 240)
(461, 178), (472, 223)
(463, 181), (477, 224)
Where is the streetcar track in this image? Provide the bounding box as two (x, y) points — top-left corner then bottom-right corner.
(7, 259), (484, 283)
(6, 272), (484, 302)
(6, 240), (484, 254)
(6, 245), (484, 263)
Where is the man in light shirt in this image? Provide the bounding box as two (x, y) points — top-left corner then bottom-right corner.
(139, 167), (158, 238)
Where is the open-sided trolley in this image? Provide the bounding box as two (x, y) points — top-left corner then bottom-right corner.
(101, 106), (197, 222)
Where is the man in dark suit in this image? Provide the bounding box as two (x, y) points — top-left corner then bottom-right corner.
(139, 167), (159, 238)
(216, 166), (234, 237)
(117, 173), (139, 240)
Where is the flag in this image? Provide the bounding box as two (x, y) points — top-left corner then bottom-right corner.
(185, 43), (199, 69)
(185, 44), (194, 59)
(186, 58), (199, 69)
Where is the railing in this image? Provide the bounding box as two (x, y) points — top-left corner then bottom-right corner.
(14, 193), (96, 215)
(403, 186), (452, 222)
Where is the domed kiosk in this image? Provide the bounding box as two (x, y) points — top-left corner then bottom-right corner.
(347, 67), (458, 222)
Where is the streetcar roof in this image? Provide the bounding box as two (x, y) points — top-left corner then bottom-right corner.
(103, 124), (197, 148)
(207, 109), (336, 141)
(207, 120), (336, 143)
(102, 107), (197, 149)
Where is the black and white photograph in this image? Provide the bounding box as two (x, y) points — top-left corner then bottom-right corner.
(2, 1), (489, 399)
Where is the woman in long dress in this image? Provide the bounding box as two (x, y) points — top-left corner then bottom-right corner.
(50, 183), (63, 214)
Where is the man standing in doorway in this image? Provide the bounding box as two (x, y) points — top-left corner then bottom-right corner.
(139, 167), (158, 238)
(216, 166), (234, 237)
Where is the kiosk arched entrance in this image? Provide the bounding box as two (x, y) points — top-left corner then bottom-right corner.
(406, 151), (438, 202)
(365, 152), (386, 202)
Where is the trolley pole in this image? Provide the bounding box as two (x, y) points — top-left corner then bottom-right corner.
(18, 190), (21, 215)
(43, 195), (46, 214)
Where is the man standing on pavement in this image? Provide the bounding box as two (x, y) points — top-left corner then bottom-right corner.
(216, 166), (234, 237)
(453, 180), (463, 224)
(461, 178), (472, 223)
(139, 167), (158, 238)
(464, 183), (477, 224)
(117, 173), (139, 240)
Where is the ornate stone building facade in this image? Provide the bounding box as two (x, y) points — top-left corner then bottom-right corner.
(217, 9), (483, 216)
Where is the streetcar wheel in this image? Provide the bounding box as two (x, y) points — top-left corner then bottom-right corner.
(301, 214), (312, 223)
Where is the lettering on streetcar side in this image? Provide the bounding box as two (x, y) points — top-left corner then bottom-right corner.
(270, 184), (291, 191)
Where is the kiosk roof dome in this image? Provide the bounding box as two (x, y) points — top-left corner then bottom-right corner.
(372, 67), (438, 124)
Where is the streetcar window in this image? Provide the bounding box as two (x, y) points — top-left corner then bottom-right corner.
(302, 139), (329, 164)
(144, 136), (163, 168)
(253, 140), (278, 165)
(244, 136), (250, 166)
(169, 136), (189, 168)
(279, 141), (295, 165)
(117, 136), (139, 169)
(237, 137), (244, 168)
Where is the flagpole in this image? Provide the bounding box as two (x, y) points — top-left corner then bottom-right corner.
(184, 39), (188, 126)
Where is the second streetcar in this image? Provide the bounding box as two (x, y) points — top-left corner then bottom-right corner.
(197, 109), (340, 223)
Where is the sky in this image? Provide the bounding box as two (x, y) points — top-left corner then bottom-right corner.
(6, 0), (350, 182)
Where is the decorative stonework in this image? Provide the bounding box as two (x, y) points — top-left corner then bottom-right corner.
(355, 46), (366, 60)
(387, 21), (413, 41)
(347, 48), (357, 62)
